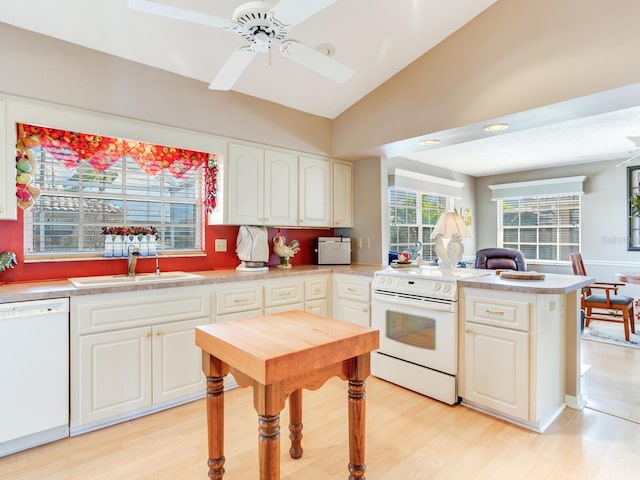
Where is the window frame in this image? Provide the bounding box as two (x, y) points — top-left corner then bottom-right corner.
(496, 194), (581, 264)
(23, 149), (205, 261)
(388, 186), (453, 260)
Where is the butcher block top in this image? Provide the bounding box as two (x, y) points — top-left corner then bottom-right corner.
(195, 310), (380, 385)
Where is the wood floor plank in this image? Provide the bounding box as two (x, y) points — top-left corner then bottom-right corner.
(2, 375), (640, 479)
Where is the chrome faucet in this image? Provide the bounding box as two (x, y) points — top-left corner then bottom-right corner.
(127, 245), (140, 277)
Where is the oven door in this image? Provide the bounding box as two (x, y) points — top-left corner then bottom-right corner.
(371, 292), (458, 375)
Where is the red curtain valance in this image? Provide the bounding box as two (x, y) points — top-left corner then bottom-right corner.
(16, 123), (219, 212)
(19, 123), (209, 180)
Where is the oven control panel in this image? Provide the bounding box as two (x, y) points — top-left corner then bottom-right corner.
(373, 273), (457, 301)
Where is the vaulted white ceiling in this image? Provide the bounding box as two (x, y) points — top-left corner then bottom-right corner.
(2, 0), (639, 177)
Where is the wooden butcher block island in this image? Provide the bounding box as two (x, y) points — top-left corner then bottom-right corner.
(195, 310), (380, 480)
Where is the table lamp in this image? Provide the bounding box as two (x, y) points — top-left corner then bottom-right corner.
(430, 210), (472, 269)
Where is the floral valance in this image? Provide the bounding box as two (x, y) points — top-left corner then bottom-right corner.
(15, 123), (219, 213)
(18, 123), (209, 180)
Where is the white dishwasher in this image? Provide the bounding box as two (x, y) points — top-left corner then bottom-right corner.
(0, 298), (70, 457)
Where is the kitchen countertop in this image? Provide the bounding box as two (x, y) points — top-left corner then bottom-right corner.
(0, 264), (381, 304)
(458, 271), (594, 294)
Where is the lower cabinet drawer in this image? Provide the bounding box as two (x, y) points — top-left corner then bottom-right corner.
(464, 294), (530, 331)
(264, 282), (304, 307)
(216, 286), (263, 315)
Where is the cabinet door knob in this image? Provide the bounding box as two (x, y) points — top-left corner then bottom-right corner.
(363, 307), (368, 313)
(145, 331), (152, 338)
(155, 330), (162, 336)
(465, 328), (473, 334)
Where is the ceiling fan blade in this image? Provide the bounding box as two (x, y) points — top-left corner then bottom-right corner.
(280, 41), (355, 83)
(270, 0), (337, 26)
(627, 136), (640, 147)
(127, 0), (233, 29)
(209, 47), (256, 90)
(618, 153), (640, 167)
(616, 158), (632, 168)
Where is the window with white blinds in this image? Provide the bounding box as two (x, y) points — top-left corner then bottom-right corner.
(24, 148), (203, 258)
(389, 187), (448, 259)
(497, 195), (581, 262)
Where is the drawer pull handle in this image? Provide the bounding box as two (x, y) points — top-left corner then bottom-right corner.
(347, 287), (357, 292)
(234, 298), (248, 304)
(485, 309), (505, 316)
(278, 292), (292, 297)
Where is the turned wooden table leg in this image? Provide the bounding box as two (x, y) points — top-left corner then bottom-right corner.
(202, 353), (229, 480)
(258, 413), (281, 479)
(348, 378), (367, 479)
(288, 389), (303, 459)
(205, 375), (226, 479)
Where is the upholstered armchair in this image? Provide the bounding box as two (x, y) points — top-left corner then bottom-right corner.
(475, 248), (527, 271)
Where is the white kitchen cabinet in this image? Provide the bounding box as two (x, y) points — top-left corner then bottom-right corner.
(77, 325), (152, 426)
(463, 321), (530, 420)
(332, 274), (371, 327)
(0, 98), (17, 220)
(332, 160), (353, 227)
(299, 155), (332, 227)
(227, 143), (297, 226)
(70, 285), (212, 434)
(460, 288), (565, 432)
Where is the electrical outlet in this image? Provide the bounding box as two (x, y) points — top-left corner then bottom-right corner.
(364, 237), (370, 249)
(215, 239), (227, 252)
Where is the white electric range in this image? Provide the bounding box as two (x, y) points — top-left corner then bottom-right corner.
(371, 266), (490, 404)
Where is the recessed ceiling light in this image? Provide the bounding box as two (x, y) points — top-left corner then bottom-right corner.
(483, 123), (509, 132)
(420, 139), (440, 146)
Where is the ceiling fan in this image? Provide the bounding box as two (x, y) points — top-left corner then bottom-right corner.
(616, 136), (640, 167)
(127, 0), (355, 90)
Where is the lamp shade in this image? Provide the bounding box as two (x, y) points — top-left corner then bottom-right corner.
(430, 211), (472, 239)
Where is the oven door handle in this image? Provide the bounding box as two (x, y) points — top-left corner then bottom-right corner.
(372, 291), (456, 313)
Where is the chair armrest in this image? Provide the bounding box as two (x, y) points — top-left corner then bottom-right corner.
(593, 281), (624, 287)
(585, 284), (619, 302)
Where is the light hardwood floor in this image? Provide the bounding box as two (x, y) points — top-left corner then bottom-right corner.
(581, 338), (640, 423)
(2, 373), (640, 480)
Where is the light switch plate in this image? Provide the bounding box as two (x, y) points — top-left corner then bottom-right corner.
(215, 239), (227, 252)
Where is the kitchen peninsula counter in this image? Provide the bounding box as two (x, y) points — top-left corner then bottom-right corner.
(458, 271), (593, 293)
(0, 264), (380, 304)
(458, 270), (594, 428)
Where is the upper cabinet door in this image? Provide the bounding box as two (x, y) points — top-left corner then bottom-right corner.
(298, 156), (331, 227)
(0, 99), (17, 220)
(332, 161), (353, 227)
(264, 149), (297, 226)
(228, 143), (264, 225)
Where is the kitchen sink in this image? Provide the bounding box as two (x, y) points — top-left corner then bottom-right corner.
(68, 271), (203, 288)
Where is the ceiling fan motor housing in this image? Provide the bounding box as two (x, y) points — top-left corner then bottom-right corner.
(231, 1), (289, 51)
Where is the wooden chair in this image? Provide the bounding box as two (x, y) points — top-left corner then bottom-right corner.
(570, 253), (635, 341)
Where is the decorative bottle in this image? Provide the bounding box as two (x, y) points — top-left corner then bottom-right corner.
(104, 235), (113, 258)
(113, 235), (123, 257)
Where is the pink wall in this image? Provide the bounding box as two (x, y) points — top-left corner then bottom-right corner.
(0, 211), (332, 284)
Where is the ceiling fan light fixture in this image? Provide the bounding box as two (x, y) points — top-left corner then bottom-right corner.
(420, 139), (440, 146)
(483, 122), (509, 132)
